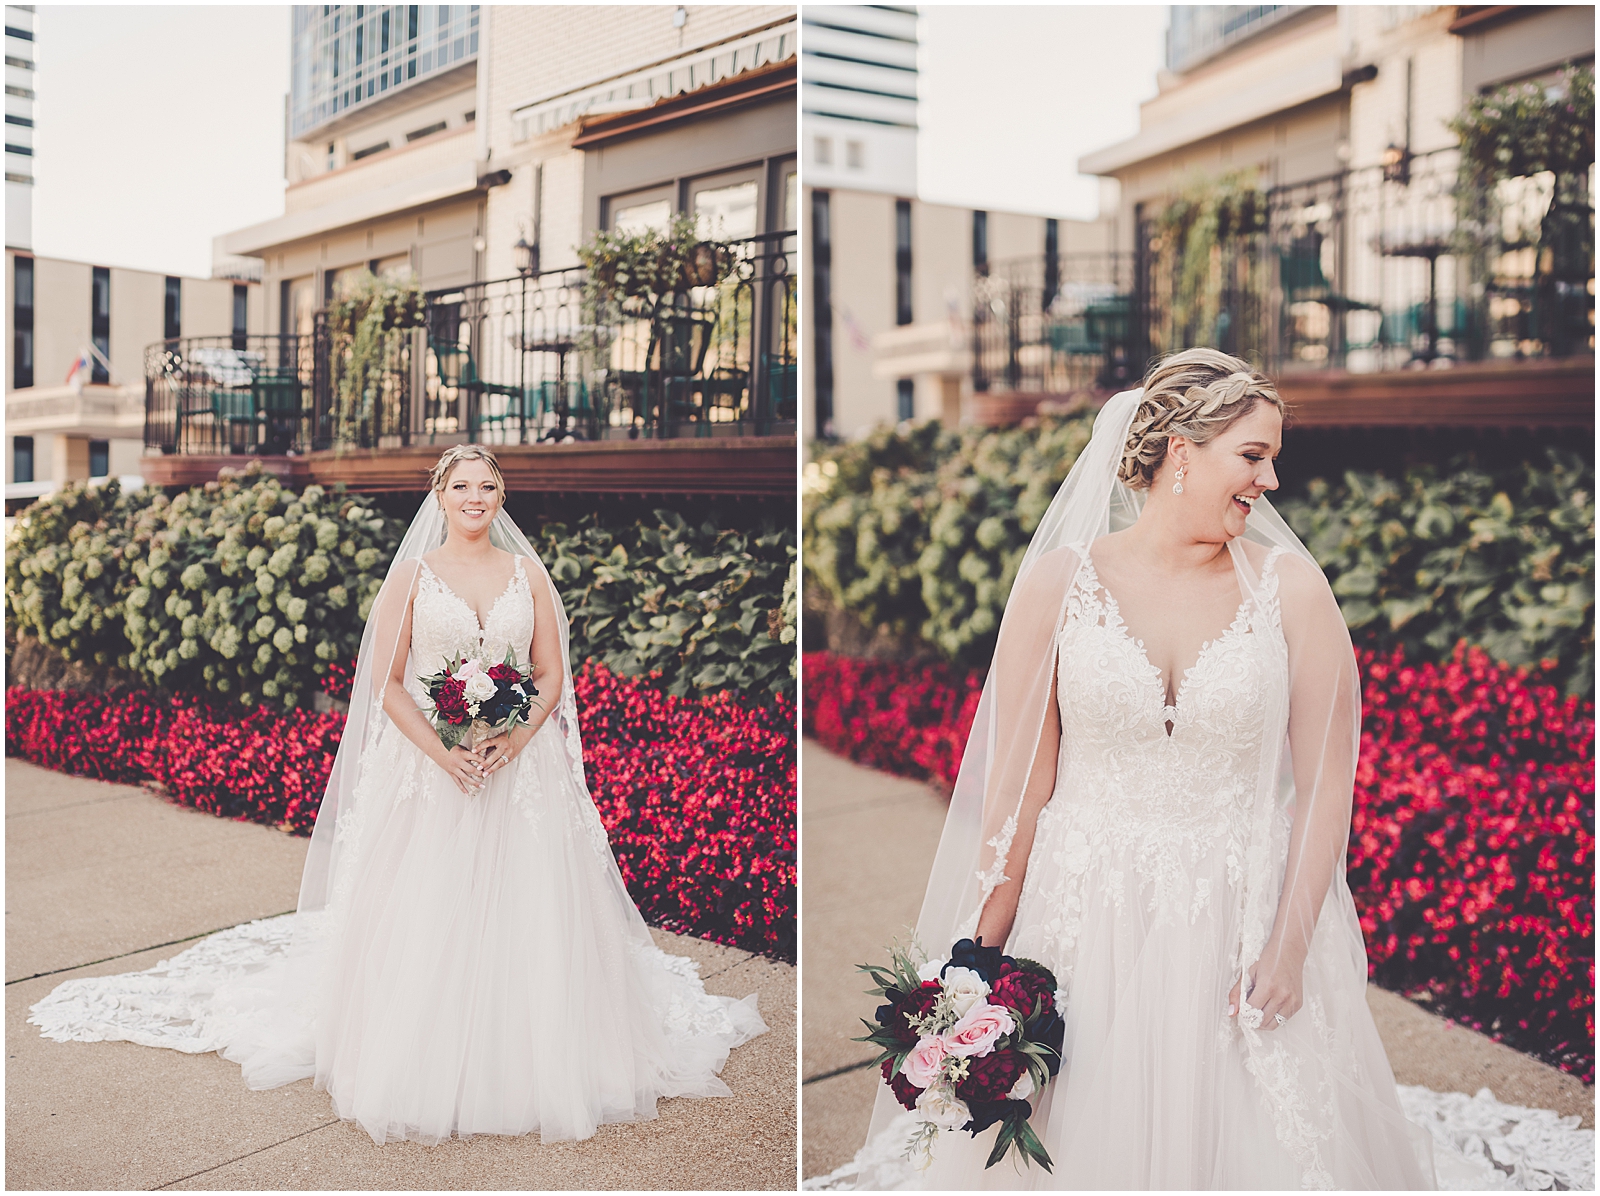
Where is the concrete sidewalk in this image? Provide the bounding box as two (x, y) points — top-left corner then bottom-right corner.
(800, 739), (1595, 1180)
(6, 759), (796, 1191)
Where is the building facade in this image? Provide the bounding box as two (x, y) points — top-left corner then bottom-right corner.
(222, 5), (797, 344)
(4, 253), (263, 505)
(801, 5), (1115, 443)
(5, 2), (34, 251)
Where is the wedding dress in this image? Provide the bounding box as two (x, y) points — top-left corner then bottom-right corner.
(810, 386), (1591, 1192)
(913, 540), (1433, 1188)
(30, 523), (767, 1146)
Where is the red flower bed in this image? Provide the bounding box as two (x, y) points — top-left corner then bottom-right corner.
(801, 645), (1595, 1081)
(1349, 645), (1594, 1082)
(802, 653), (982, 787)
(6, 662), (796, 960)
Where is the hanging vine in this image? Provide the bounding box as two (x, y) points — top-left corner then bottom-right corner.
(324, 272), (426, 447)
(1152, 171), (1269, 353)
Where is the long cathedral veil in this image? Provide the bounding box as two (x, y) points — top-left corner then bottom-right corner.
(849, 388), (1432, 1188)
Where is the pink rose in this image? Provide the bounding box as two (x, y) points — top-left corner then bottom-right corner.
(456, 659), (481, 680)
(899, 1034), (948, 1089)
(940, 1001), (1015, 1058)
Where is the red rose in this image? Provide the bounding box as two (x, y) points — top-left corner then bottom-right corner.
(488, 662), (521, 683)
(954, 1048), (1026, 1104)
(434, 677), (470, 725)
(882, 1056), (920, 1111)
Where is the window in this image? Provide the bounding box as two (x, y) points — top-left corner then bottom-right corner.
(13, 254), (32, 389)
(846, 140), (865, 170)
(897, 378), (915, 422)
(164, 276), (181, 342)
(895, 199), (913, 326)
(812, 190), (834, 437)
(814, 135), (832, 166)
(1044, 218), (1060, 310)
(693, 180), (759, 241)
(13, 436), (33, 484)
(91, 267), (110, 384)
(405, 120), (447, 142)
(351, 140), (389, 160)
(232, 284), (249, 351)
(973, 211), (989, 276)
(89, 440), (109, 479)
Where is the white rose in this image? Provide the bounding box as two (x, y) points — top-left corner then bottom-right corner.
(916, 957), (948, 983)
(1055, 988), (1069, 1017)
(914, 1084), (972, 1132)
(464, 672), (497, 704)
(940, 966), (991, 1017)
(1007, 1071), (1036, 1102)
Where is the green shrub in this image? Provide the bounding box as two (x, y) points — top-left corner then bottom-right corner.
(804, 421), (1594, 694)
(535, 510), (796, 700)
(8, 470), (399, 708)
(804, 415), (1094, 666)
(7, 471), (796, 706)
(1278, 449), (1594, 695)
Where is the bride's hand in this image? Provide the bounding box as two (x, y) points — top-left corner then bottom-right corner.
(475, 728), (528, 779)
(437, 743), (487, 794)
(1227, 947), (1304, 1032)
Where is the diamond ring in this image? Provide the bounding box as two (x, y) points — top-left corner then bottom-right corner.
(1275, 1013), (1287, 1025)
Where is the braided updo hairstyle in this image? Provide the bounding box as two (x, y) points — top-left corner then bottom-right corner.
(1118, 348), (1287, 490)
(429, 444), (507, 507)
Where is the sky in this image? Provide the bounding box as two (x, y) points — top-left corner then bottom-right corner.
(30, 5), (291, 278)
(918, 5), (1168, 219)
(24, 4), (1167, 273)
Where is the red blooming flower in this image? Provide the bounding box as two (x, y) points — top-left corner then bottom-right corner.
(487, 662), (521, 684)
(433, 677), (469, 725)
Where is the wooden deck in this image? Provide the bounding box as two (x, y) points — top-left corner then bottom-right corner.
(972, 357), (1595, 429)
(139, 435), (798, 496)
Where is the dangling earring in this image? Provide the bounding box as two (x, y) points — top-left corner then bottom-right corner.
(1172, 465), (1186, 495)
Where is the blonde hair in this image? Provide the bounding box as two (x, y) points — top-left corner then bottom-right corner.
(430, 445), (507, 504)
(1118, 348), (1287, 490)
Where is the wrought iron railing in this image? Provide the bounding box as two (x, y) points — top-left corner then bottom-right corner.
(144, 334), (320, 457)
(145, 231), (798, 456)
(973, 149), (1594, 393)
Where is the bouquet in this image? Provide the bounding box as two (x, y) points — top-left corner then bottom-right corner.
(418, 650), (540, 752)
(855, 937), (1064, 1172)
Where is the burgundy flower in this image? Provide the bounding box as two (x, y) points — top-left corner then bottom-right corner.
(991, 970), (1055, 1020)
(488, 662), (521, 684)
(954, 1048), (1026, 1104)
(433, 677), (469, 725)
(882, 1056), (920, 1111)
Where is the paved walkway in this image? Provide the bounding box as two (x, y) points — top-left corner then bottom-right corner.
(6, 759), (795, 1191)
(800, 740), (1595, 1180)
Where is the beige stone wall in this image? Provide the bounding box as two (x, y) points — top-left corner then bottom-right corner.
(1346, 6), (1463, 169)
(29, 257), (90, 391)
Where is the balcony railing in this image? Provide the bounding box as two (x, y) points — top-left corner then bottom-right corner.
(974, 149), (1594, 395)
(145, 231), (797, 456)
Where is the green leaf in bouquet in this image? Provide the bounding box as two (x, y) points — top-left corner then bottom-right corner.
(1015, 1117), (1053, 1172)
(438, 720), (469, 752)
(984, 1116), (1020, 1169)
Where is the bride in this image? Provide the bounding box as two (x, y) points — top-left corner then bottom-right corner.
(29, 444), (768, 1146)
(838, 349), (1436, 1190)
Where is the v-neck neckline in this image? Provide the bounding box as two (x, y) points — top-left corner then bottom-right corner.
(420, 558), (521, 635)
(1078, 546), (1253, 734)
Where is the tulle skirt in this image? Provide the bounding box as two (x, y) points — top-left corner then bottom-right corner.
(29, 721), (767, 1146)
(920, 795), (1434, 1190)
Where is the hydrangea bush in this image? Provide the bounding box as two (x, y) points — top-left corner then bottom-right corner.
(7, 474), (798, 705)
(7, 471), (396, 709)
(804, 419), (1594, 694)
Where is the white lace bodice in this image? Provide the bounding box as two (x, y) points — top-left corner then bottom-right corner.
(410, 556), (534, 685)
(1012, 544), (1287, 973)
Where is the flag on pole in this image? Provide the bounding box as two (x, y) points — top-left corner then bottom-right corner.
(65, 350), (92, 393)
